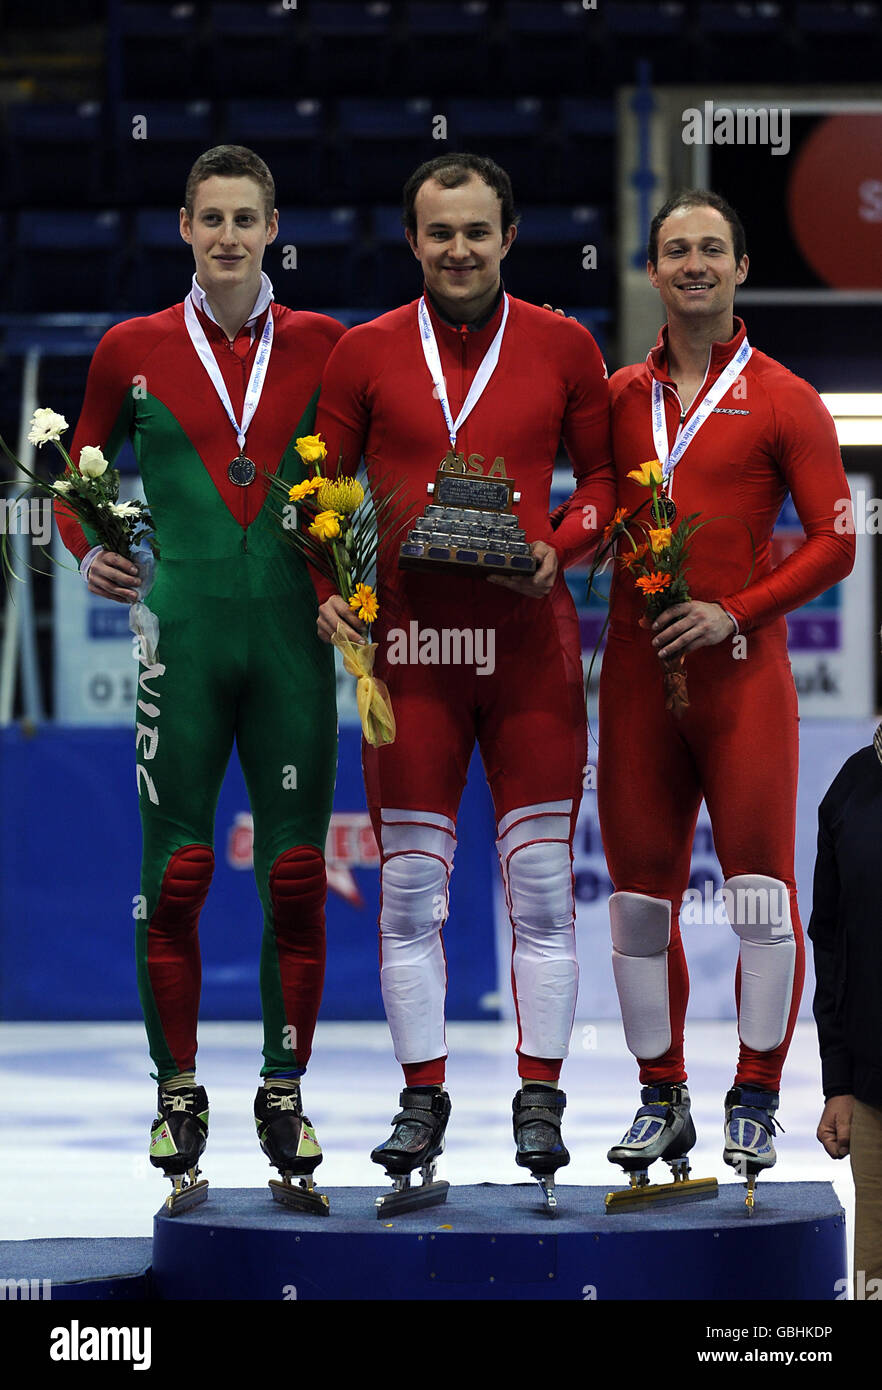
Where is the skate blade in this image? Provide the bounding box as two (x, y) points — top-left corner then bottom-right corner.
(375, 1179), (450, 1219)
(163, 1175), (209, 1216)
(530, 1174), (558, 1214)
(605, 1174), (718, 1213)
(745, 1175), (757, 1215)
(269, 1177), (330, 1216)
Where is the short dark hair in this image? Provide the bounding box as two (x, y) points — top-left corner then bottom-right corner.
(402, 153), (519, 237)
(647, 189), (746, 267)
(184, 145), (276, 223)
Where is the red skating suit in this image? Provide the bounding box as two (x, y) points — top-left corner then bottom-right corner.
(598, 318), (855, 1091)
(315, 288), (615, 1082)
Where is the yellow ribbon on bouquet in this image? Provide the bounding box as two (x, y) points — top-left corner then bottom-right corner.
(331, 622), (396, 747)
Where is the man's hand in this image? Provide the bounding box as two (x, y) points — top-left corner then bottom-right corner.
(816, 1095), (853, 1159)
(651, 601), (735, 659)
(87, 551), (141, 603)
(541, 303), (577, 321)
(488, 539), (558, 598)
(317, 592), (367, 644)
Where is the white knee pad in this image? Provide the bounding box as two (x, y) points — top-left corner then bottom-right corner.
(497, 803), (578, 1060)
(724, 874), (795, 1053)
(610, 892), (672, 1060)
(378, 809), (456, 1066)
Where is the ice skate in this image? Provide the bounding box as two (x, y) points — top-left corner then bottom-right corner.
(605, 1082), (718, 1212)
(723, 1085), (780, 1215)
(512, 1085), (570, 1212)
(371, 1087), (451, 1218)
(255, 1081), (329, 1216)
(150, 1082), (210, 1215)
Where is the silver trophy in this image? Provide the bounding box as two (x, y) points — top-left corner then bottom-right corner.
(399, 454), (538, 577)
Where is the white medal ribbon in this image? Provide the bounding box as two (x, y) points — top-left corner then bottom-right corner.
(417, 293), (509, 450)
(184, 292), (274, 452)
(651, 337), (752, 488)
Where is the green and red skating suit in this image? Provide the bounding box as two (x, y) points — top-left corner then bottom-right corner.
(57, 295), (345, 1082)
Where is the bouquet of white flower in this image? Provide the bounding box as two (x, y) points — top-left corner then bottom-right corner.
(1, 407), (160, 658)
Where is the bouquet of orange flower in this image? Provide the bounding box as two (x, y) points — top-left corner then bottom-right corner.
(597, 460), (709, 717)
(271, 434), (410, 746)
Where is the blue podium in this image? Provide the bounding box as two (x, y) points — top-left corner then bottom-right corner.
(151, 1182), (846, 1301)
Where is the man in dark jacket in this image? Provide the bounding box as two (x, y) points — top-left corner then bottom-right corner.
(809, 716), (882, 1294)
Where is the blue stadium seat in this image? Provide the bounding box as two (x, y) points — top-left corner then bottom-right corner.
(208, 2), (307, 96)
(334, 100), (439, 201)
(112, 101), (216, 203)
(368, 204), (420, 307)
(604, 2), (686, 35)
(306, 2), (395, 92)
(265, 206), (360, 310)
(221, 101), (326, 201)
(5, 103), (104, 204)
(554, 98), (617, 202)
(695, 2), (790, 81)
(36, 356), (96, 459)
(401, 2), (494, 93)
(699, 1), (785, 33)
(796, 1), (882, 31)
(446, 99), (549, 195)
(125, 208), (190, 312)
(119, 3), (201, 98)
(12, 211), (125, 313)
(792, 4), (882, 79)
(501, 2), (595, 90)
(502, 205), (610, 310)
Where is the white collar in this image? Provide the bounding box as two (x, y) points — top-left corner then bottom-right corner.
(189, 271), (274, 335)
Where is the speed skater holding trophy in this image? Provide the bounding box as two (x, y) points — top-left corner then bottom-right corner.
(312, 153), (615, 1213)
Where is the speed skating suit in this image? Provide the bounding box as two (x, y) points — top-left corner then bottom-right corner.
(314, 289), (615, 1084)
(57, 292), (344, 1082)
(599, 318), (855, 1091)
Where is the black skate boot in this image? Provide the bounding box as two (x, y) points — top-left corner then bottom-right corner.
(149, 1082), (210, 1215)
(512, 1085), (570, 1212)
(371, 1087), (451, 1218)
(255, 1081), (329, 1215)
(723, 1085), (781, 1214)
(605, 1083), (718, 1212)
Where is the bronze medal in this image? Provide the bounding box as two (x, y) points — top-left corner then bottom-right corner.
(228, 454), (256, 487)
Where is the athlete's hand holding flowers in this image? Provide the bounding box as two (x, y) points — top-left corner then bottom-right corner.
(594, 459), (747, 717)
(273, 433), (409, 746)
(1, 408), (159, 651)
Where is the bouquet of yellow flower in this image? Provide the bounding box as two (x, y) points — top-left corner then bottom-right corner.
(1, 408), (160, 656)
(271, 433), (410, 746)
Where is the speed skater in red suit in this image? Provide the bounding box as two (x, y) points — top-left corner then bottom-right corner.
(312, 153), (615, 1207)
(599, 190), (855, 1200)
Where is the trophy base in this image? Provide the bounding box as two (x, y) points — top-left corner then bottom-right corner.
(399, 542), (537, 577)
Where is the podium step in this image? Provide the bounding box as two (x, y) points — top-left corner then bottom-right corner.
(151, 1181), (845, 1301)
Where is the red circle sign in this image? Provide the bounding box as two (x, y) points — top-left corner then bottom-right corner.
(788, 114), (882, 289)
